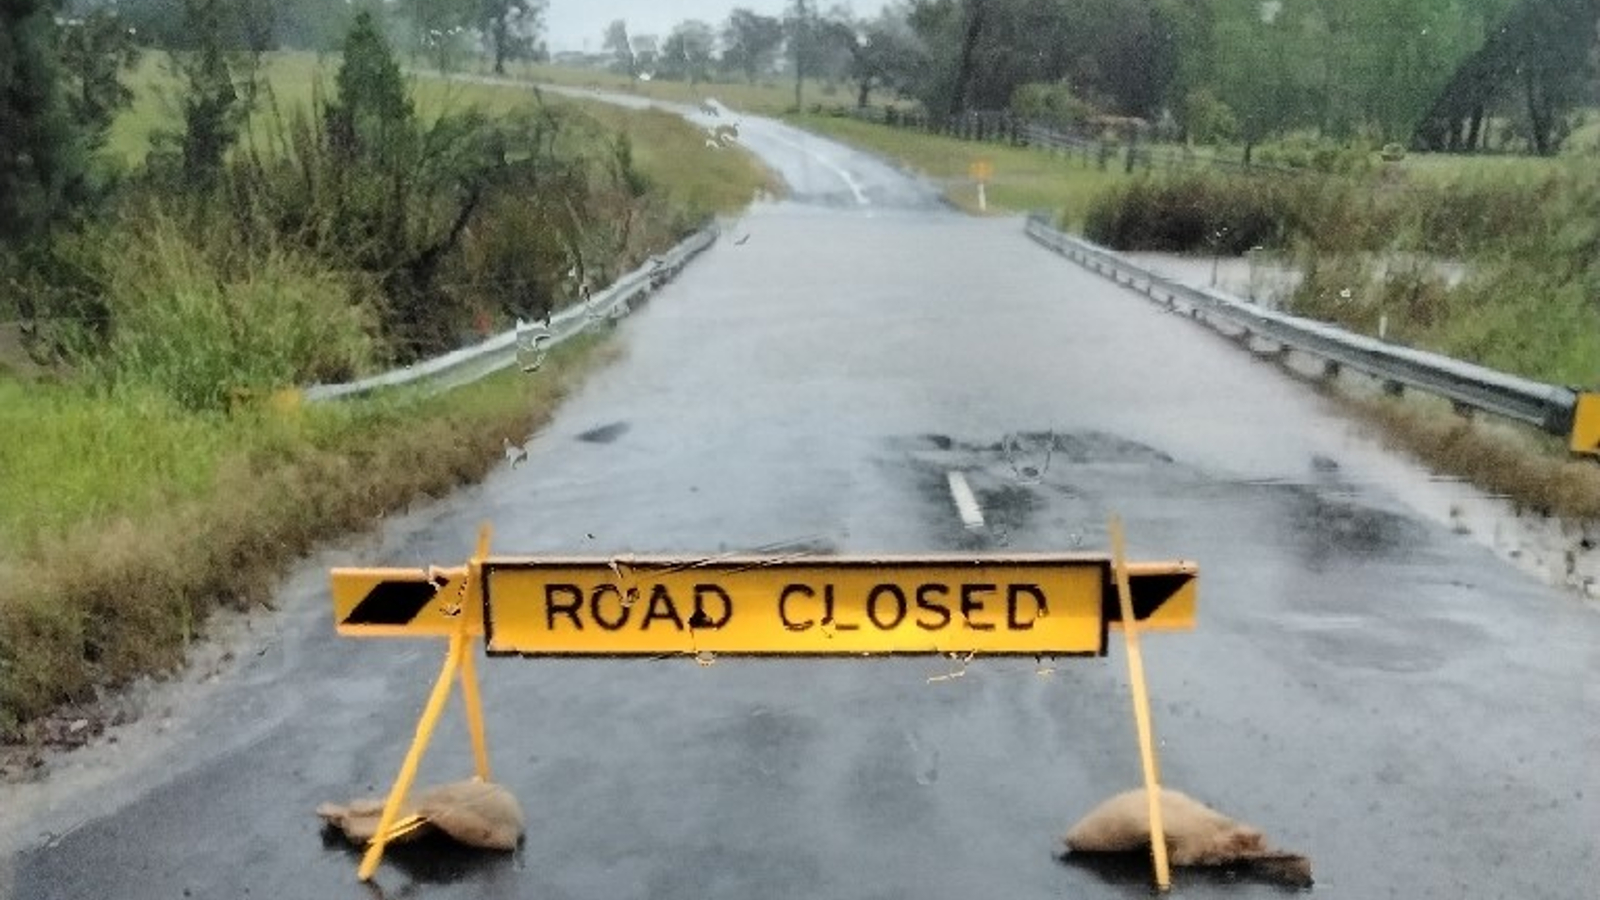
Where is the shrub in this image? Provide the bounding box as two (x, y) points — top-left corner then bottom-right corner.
(1254, 134), (1373, 175)
(85, 210), (377, 410)
(1011, 81), (1099, 131)
(1083, 172), (1289, 253)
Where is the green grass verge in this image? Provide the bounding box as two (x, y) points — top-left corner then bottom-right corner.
(0, 337), (613, 736)
(786, 113), (1133, 223)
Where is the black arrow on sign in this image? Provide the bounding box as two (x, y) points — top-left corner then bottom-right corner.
(342, 577), (449, 627)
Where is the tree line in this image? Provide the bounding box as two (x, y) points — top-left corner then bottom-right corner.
(605, 0), (1598, 155)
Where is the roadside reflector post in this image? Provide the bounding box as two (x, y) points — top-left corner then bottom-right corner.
(331, 526), (1197, 884)
(970, 158), (993, 213)
(1570, 392), (1600, 457)
(1110, 516), (1172, 891)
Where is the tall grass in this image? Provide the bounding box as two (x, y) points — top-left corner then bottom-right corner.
(81, 210), (379, 409)
(1081, 164), (1600, 387)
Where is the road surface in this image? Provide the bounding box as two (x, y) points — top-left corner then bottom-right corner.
(4, 93), (1597, 900)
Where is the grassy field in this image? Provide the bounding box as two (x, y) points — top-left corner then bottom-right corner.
(107, 54), (778, 213)
(1, 53), (772, 738)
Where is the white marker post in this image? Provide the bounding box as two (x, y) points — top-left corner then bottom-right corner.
(970, 159), (993, 214)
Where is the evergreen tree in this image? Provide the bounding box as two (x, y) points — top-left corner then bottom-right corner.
(0, 0), (88, 244)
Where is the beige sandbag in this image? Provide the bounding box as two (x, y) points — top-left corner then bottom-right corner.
(414, 779), (524, 850)
(316, 797), (426, 845)
(1063, 788), (1313, 887)
(317, 780), (523, 851)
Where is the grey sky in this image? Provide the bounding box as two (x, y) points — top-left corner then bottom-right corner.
(547, 1), (875, 53)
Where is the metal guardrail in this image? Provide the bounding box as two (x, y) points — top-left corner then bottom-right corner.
(1024, 214), (1584, 440)
(304, 226), (718, 402)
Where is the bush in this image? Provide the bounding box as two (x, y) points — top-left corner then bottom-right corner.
(1181, 89), (1238, 145)
(85, 210), (377, 411)
(1083, 172), (1290, 253)
(1254, 134), (1373, 175)
(1011, 82), (1099, 131)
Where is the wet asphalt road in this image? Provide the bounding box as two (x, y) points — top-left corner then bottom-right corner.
(6, 99), (1599, 900)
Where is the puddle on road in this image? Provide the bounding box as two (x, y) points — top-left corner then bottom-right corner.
(891, 428), (1598, 603)
(575, 421), (631, 444)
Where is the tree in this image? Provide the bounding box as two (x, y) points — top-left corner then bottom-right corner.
(481, 0), (546, 75)
(328, 9), (414, 163)
(659, 20), (715, 86)
(823, 6), (924, 107)
(58, 10), (143, 151)
(786, 0), (819, 109)
(0, 0), (87, 244)
(169, 0), (252, 191)
(403, 0), (477, 70)
(722, 9), (784, 83)
(602, 19), (636, 81)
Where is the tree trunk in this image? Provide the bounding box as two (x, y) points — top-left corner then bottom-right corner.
(493, 21), (508, 75)
(1466, 106), (1483, 152)
(856, 77), (871, 109)
(1525, 69), (1548, 155)
(949, 0), (986, 117)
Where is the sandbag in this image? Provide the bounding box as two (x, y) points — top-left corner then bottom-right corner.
(1063, 788), (1313, 887)
(317, 797), (425, 845)
(414, 779), (524, 851)
(318, 780), (523, 851)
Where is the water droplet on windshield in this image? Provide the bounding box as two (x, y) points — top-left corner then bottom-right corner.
(1003, 431), (1053, 484)
(515, 324), (552, 373)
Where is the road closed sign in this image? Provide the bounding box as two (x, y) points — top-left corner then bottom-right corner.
(478, 555), (1194, 657)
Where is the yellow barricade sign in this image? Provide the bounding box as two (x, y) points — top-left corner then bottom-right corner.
(483, 555), (1192, 656)
(332, 554), (1195, 655)
(333, 566), (477, 638)
(329, 528), (1197, 890)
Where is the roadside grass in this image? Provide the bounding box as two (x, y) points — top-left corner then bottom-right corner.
(0, 337), (614, 737)
(788, 114), (1132, 222)
(1341, 391), (1600, 523)
(2, 53), (769, 738)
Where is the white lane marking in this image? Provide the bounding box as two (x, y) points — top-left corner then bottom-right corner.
(754, 129), (870, 206)
(946, 471), (985, 530)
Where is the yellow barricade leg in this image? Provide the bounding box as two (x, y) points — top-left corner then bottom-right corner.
(1110, 516), (1171, 891)
(460, 524), (494, 781)
(358, 630), (467, 882)
(459, 642), (491, 781)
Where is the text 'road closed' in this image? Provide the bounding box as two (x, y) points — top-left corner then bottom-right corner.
(480, 556), (1196, 656)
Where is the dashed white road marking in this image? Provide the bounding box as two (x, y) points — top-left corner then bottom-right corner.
(946, 471), (985, 530)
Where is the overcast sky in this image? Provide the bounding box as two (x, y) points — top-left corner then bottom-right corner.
(546, 1), (875, 53)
